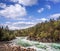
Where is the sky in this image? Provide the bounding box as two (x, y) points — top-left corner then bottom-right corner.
(0, 0), (60, 30)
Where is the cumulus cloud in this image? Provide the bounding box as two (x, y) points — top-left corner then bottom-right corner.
(37, 8), (44, 13)
(38, 5), (51, 13)
(11, 0), (38, 6)
(50, 13), (60, 18)
(45, 5), (51, 9)
(0, 4), (27, 19)
(0, 3), (6, 8)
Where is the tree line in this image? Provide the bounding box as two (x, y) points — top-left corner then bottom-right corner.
(0, 26), (16, 41)
(26, 17), (60, 42)
(0, 17), (60, 42)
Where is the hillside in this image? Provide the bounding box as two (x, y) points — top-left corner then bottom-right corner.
(16, 18), (60, 42)
(0, 17), (60, 42)
(29, 19), (60, 42)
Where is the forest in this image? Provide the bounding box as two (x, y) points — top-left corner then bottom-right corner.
(0, 17), (60, 42)
(0, 26), (16, 41)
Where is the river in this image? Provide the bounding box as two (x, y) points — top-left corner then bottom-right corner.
(10, 37), (60, 51)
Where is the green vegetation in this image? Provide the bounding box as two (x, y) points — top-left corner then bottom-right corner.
(0, 26), (16, 41)
(28, 18), (60, 42)
(16, 17), (60, 42)
(0, 17), (60, 42)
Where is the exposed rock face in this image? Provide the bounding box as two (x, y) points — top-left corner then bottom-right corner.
(0, 43), (36, 51)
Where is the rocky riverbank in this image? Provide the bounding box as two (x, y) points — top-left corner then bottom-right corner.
(0, 42), (36, 51)
(27, 36), (60, 43)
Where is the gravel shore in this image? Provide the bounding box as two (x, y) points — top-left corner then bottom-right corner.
(0, 42), (36, 51)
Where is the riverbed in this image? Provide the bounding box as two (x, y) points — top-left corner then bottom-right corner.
(10, 37), (60, 51)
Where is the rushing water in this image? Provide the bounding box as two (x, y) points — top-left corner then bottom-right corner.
(10, 37), (60, 51)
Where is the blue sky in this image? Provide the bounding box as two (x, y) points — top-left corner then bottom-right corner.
(0, 0), (60, 30)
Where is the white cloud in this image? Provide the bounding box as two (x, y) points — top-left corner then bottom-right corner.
(38, 8), (44, 13)
(1, 17), (49, 30)
(12, 22), (35, 25)
(16, 18), (27, 20)
(0, 3), (6, 8)
(0, 4), (27, 19)
(12, 17), (27, 20)
(36, 18), (48, 22)
(40, 18), (48, 21)
(2, 21), (36, 30)
(11, 0), (38, 6)
(45, 5), (51, 9)
(50, 13), (60, 18)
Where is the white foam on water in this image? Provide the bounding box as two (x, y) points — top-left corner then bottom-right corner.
(10, 37), (60, 51)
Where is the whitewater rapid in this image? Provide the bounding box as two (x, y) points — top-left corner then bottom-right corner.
(10, 37), (60, 51)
